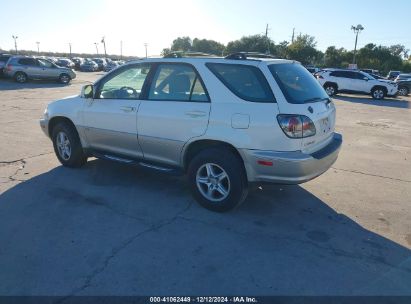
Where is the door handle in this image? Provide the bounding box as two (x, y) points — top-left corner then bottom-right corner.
(185, 110), (206, 118)
(120, 106), (136, 113)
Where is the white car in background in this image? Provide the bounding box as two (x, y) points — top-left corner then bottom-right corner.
(316, 69), (398, 99)
(40, 53), (342, 212)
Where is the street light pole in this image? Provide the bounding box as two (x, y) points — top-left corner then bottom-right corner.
(265, 24), (270, 54)
(351, 24), (364, 64)
(101, 36), (107, 58)
(12, 35), (18, 54)
(36, 41), (40, 55)
(94, 42), (99, 55)
(69, 43), (72, 57)
(144, 43), (148, 58)
(120, 40), (123, 60)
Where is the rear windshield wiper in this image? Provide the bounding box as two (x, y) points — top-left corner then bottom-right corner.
(303, 97), (330, 103)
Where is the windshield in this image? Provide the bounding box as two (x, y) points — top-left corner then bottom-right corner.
(269, 63), (329, 104)
(361, 72), (375, 80)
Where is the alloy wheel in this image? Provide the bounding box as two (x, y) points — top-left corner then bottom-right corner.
(196, 163), (231, 202)
(325, 86), (335, 96)
(56, 131), (71, 160)
(398, 88), (408, 96)
(373, 89), (384, 99)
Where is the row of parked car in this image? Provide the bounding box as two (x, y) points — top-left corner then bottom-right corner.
(305, 66), (410, 98)
(44, 56), (125, 72)
(0, 54), (126, 84)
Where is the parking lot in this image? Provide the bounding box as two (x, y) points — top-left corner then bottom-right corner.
(0, 72), (410, 296)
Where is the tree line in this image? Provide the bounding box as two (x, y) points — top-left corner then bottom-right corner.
(162, 35), (411, 74)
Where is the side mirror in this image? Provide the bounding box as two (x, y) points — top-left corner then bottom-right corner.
(363, 77), (368, 81)
(81, 84), (94, 98)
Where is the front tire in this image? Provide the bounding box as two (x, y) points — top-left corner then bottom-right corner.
(188, 147), (248, 212)
(52, 122), (87, 167)
(59, 73), (71, 84)
(371, 87), (386, 100)
(398, 86), (409, 96)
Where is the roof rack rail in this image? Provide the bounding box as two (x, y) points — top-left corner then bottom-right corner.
(163, 51), (216, 58)
(224, 52), (276, 60)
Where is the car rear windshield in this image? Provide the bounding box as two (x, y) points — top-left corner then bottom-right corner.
(269, 63), (329, 104)
(0, 55), (11, 62)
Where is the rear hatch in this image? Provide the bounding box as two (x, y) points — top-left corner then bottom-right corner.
(268, 62), (336, 153)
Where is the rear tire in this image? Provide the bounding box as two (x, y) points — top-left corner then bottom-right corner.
(324, 83), (337, 96)
(371, 87), (386, 100)
(52, 122), (87, 168)
(14, 72), (27, 83)
(188, 147), (248, 212)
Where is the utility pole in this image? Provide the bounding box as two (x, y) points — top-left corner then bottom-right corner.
(265, 24), (270, 54)
(120, 40), (123, 60)
(12, 35), (18, 54)
(351, 24), (364, 64)
(36, 41), (40, 55)
(144, 43), (148, 58)
(69, 43), (72, 57)
(291, 28), (295, 43)
(94, 42), (99, 55)
(101, 36), (107, 58)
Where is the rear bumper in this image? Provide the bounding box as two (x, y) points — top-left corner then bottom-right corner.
(240, 133), (342, 184)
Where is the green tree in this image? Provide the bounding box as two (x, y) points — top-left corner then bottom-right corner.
(356, 43), (403, 73)
(273, 41), (289, 59)
(389, 44), (409, 59)
(324, 46), (350, 68)
(286, 34), (321, 65)
(161, 48), (171, 56)
(192, 38), (225, 55)
(170, 37), (192, 52)
(225, 34), (275, 55)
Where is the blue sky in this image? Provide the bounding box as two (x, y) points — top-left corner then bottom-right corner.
(1, 0), (410, 57)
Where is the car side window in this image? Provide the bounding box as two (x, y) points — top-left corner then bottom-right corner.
(346, 72), (358, 79)
(206, 63), (275, 102)
(330, 71), (342, 77)
(98, 64), (151, 100)
(18, 58), (37, 66)
(38, 59), (53, 68)
(357, 72), (369, 80)
(148, 64), (209, 102)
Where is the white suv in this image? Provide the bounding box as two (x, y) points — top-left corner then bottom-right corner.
(316, 69), (398, 99)
(40, 53), (342, 212)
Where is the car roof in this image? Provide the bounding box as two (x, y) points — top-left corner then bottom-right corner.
(322, 68), (362, 72)
(125, 57), (296, 67)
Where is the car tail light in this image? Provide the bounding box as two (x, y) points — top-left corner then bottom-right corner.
(277, 115), (316, 138)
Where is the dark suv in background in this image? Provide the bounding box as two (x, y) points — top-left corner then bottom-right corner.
(387, 70), (401, 80)
(397, 80), (411, 96)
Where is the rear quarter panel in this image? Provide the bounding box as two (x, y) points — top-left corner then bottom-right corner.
(183, 61), (302, 153)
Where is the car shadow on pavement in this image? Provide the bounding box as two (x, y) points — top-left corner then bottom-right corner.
(336, 95), (410, 109)
(0, 158), (410, 295)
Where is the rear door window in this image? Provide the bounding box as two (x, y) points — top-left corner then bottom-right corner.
(206, 63), (275, 102)
(0, 56), (10, 63)
(18, 58), (37, 66)
(269, 63), (329, 104)
(148, 64), (209, 102)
